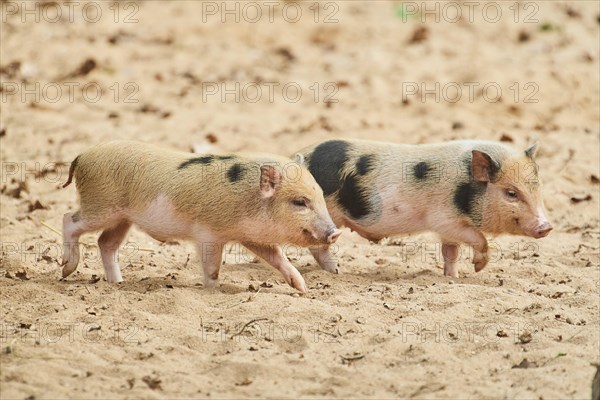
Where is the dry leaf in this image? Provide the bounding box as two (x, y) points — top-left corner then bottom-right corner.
(341, 352), (365, 364)
(40, 247), (54, 263)
(518, 331), (533, 344)
(142, 376), (162, 390)
(86, 307), (98, 316)
(6, 181), (28, 199)
(409, 26), (429, 44)
(570, 194), (592, 203)
(28, 200), (47, 212)
(65, 58), (96, 78)
(126, 378), (135, 389)
(512, 358), (537, 369)
(518, 31), (531, 42)
(15, 270), (30, 280)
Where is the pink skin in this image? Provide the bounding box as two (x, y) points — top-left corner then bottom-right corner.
(518, 209), (553, 238)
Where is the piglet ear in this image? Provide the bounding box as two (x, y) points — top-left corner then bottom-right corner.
(294, 153), (305, 166)
(471, 150), (499, 182)
(525, 142), (538, 159)
(260, 165), (282, 198)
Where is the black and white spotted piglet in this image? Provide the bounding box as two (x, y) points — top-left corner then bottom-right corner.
(298, 139), (552, 277)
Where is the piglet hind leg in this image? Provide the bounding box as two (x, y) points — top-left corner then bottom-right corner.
(196, 241), (224, 289)
(242, 242), (307, 293)
(441, 241), (460, 278)
(309, 245), (339, 273)
(98, 220), (132, 283)
(62, 211), (100, 279)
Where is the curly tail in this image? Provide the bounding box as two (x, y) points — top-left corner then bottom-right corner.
(62, 155), (79, 188)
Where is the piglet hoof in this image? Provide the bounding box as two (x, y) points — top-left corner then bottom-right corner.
(106, 276), (123, 284)
(203, 279), (218, 289)
(322, 263), (340, 274)
(443, 269), (459, 279)
(288, 274), (307, 293)
(61, 262), (78, 278)
(473, 259), (488, 273)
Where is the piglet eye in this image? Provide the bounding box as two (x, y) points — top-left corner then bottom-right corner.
(506, 189), (518, 199)
(292, 198), (307, 207)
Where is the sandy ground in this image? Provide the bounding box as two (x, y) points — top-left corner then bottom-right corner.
(1, 1), (599, 398)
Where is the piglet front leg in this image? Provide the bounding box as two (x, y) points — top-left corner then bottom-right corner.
(469, 231), (489, 273)
(440, 227), (489, 276)
(242, 242), (307, 293)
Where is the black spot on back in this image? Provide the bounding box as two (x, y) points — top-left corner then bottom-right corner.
(338, 173), (371, 220)
(307, 140), (350, 196)
(227, 163), (245, 183)
(413, 161), (429, 180)
(178, 155), (214, 169)
(356, 154), (376, 176)
(217, 155), (234, 161)
(454, 181), (486, 219)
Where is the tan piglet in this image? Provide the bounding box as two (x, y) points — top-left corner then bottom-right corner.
(61, 141), (341, 292)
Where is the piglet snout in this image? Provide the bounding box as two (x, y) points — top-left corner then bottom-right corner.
(326, 227), (342, 244)
(534, 222), (553, 238)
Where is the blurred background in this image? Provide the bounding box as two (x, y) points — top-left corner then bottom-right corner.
(2, 1), (598, 155)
